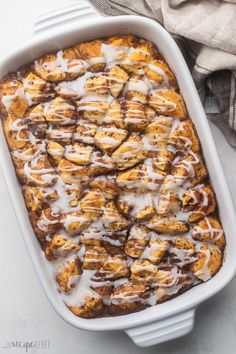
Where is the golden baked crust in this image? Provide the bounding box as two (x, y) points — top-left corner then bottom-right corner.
(44, 234), (81, 260)
(0, 35), (225, 319)
(125, 225), (150, 258)
(149, 90), (187, 120)
(69, 295), (103, 318)
(34, 48), (87, 82)
(0, 79), (28, 117)
(56, 258), (82, 293)
(190, 244), (223, 281)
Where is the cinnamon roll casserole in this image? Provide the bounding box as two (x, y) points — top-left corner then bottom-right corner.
(0, 35), (225, 318)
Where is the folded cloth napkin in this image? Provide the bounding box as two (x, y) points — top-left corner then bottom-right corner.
(89, 0), (236, 147)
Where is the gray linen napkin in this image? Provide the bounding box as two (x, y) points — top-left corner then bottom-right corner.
(89, 0), (236, 147)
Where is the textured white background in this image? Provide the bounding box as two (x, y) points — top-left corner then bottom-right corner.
(1, 1), (236, 353)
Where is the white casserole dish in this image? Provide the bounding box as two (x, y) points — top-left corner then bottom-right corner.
(1, 0), (236, 347)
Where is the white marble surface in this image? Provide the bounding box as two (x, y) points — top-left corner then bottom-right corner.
(0, 1), (236, 353)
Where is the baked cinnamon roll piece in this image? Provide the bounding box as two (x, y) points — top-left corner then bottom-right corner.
(80, 190), (106, 218)
(27, 103), (47, 125)
(117, 158), (166, 192)
(143, 117), (173, 152)
(135, 200), (156, 221)
(8, 129), (45, 169)
(44, 234), (81, 261)
(45, 97), (77, 125)
(103, 100), (125, 128)
(120, 39), (158, 74)
(90, 151), (115, 176)
(61, 47), (88, 80)
(11, 143), (44, 169)
(25, 104), (47, 139)
(102, 232), (127, 257)
(47, 141), (65, 165)
(23, 186), (43, 212)
(146, 60), (177, 89)
(46, 125), (75, 145)
(64, 143), (93, 165)
(125, 74), (150, 104)
(55, 80), (81, 100)
(57, 158), (90, 184)
(80, 224), (104, 246)
(74, 39), (105, 72)
(34, 48), (87, 82)
(23, 72), (54, 105)
(181, 185), (216, 222)
(172, 152), (208, 187)
(94, 125), (128, 154)
(124, 100), (149, 132)
(190, 244), (223, 281)
(155, 267), (194, 302)
(16, 155), (57, 186)
(116, 199), (133, 218)
(64, 186), (81, 208)
(23, 185), (57, 212)
(105, 35), (138, 48)
(29, 207), (60, 240)
(108, 66), (129, 98)
(61, 211), (92, 235)
(149, 90), (187, 120)
(95, 256), (129, 280)
(3, 116), (29, 151)
(168, 119), (200, 152)
(74, 119), (97, 144)
(89, 178), (119, 200)
(121, 191), (156, 221)
(77, 100), (109, 125)
(187, 156), (208, 187)
(112, 133), (147, 170)
(125, 225), (150, 258)
(152, 150), (175, 173)
(90, 274), (114, 297)
(142, 238), (170, 265)
(102, 201), (131, 232)
(56, 258), (82, 293)
(0, 78), (28, 117)
(146, 215), (189, 234)
(156, 175), (180, 216)
(130, 259), (158, 285)
(191, 216), (225, 249)
(69, 294), (103, 319)
(109, 282), (150, 315)
(170, 237), (195, 268)
(116, 166), (143, 191)
(85, 75), (109, 96)
(83, 245), (108, 270)
(34, 53), (66, 82)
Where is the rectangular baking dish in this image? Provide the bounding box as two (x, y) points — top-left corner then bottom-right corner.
(1, 0), (236, 347)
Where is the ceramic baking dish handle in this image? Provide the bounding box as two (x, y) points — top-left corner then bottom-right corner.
(125, 308), (196, 347)
(34, 0), (100, 35)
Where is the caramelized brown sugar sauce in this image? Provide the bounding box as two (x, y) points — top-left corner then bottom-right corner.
(0, 35), (225, 318)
